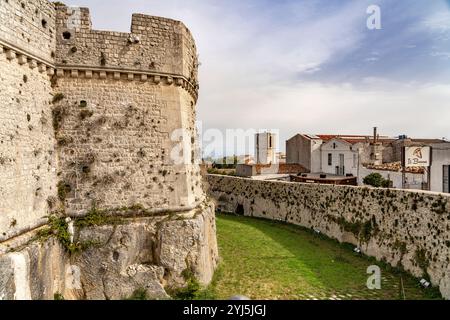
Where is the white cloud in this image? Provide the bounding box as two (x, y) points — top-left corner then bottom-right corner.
(423, 11), (450, 34)
(431, 51), (450, 59)
(63, 0), (450, 155)
(200, 79), (450, 154)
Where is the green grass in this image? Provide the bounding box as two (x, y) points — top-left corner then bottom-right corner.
(202, 214), (441, 300)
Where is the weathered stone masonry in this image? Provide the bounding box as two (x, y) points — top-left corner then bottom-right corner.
(207, 175), (450, 299)
(0, 0), (218, 300)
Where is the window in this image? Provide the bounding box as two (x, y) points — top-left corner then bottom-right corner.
(444, 165), (449, 193)
(339, 154), (345, 175)
(353, 154), (357, 168)
(269, 135), (272, 148)
(328, 153), (332, 166)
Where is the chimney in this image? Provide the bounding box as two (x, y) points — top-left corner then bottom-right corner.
(373, 127), (378, 144)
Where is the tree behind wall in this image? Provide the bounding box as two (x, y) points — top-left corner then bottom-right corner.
(363, 173), (391, 188)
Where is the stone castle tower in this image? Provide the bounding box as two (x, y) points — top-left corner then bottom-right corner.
(0, 0), (218, 300)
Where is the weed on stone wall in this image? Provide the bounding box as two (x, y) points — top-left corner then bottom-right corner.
(53, 293), (65, 300)
(10, 219), (17, 228)
(326, 215), (375, 242)
(56, 136), (73, 147)
(52, 93), (65, 104)
(79, 109), (94, 121)
(169, 268), (202, 300)
(414, 248), (430, 272)
(431, 197), (447, 215)
(125, 288), (148, 300)
(52, 105), (67, 131)
(93, 174), (115, 187)
(57, 181), (72, 201)
(34, 215), (97, 255)
(74, 206), (123, 228)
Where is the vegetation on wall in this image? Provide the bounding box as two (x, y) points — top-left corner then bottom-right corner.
(35, 215), (97, 254)
(52, 93), (65, 104)
(74, 206), (123, 228)
(125, 288), (149, 300)
(57, 181), (71, 201)
(414, 248), (430, 273)
(169, 268), (202, 300)
(52, 105), (67, 131)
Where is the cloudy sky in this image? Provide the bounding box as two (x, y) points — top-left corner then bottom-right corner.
(64, 0), (450, 156)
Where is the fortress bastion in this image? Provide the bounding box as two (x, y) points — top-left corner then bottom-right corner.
(0, 0), (218, 300)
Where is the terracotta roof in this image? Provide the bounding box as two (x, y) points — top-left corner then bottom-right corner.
(301, 134), (445, 145)
(316, 135), (395, 145)
(409, 139), (446, 144)
(364, 162), (425, 174)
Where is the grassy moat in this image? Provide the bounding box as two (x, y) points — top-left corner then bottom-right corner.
(198, 214), (441, 300)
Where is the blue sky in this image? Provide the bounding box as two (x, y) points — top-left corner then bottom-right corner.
(63, 0), (450, 155)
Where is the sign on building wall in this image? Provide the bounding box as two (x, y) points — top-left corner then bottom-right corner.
(404, 146), (431, 167)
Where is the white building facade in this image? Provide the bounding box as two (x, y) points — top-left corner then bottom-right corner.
(320, 138), (361, 177)
(430, 143), (450, 194)
(286, 133), (448, 193)
(255, 132), (277, 164)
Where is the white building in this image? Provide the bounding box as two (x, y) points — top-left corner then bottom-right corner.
(320, 138), (361, 177)
(286, 131), (449, 193)
(286, 131), (391, 177)
(430, 143), (450, 193)
(255, 132), (277, 164)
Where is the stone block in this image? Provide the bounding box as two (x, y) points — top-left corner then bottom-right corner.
(17, 54), (27, 65)
(38, 64), (47, 73)
(5, 50), (16, 60)
(29, 60), (37, 69)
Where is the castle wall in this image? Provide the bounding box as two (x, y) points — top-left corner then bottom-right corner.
(54, 8), (198, 86)
(52, 6), (203, 216)
(0, 203), (218, 300)
(52, 76), (201, 215)
(0, 0), (56, 62)
(207, 175), (450, 299)
(0, 1), (217, 300)
(0, 0), (57, 241)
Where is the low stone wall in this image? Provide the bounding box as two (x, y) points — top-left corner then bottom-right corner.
(207, 174), (450, 299)
(236, 163), (308, 177)
(0, 203), (218, 300)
